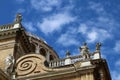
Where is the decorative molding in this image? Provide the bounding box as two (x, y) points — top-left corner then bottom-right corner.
(0, 42), (15, 50)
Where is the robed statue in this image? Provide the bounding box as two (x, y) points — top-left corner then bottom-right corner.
(5, 54), (14, 74)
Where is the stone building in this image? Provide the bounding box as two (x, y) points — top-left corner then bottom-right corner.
(0, 14), (111, 80)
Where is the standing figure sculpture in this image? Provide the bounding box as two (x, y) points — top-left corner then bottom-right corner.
(15, 13), (22, 23)
(79, 42), (90, 59)
(96, 42), (101, 52)
(5, 54), (14, 75)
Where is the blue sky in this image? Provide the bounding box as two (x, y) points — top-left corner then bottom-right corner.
(0, 0), (120, 79)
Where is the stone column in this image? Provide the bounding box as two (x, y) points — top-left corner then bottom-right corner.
(99, 69), (104, 80)
(35, 45), (40, 54)
(46, 51), (50, 62)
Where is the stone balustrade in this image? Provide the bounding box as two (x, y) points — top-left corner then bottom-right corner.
(48, 52), (101, 68)
(0, 24), (14, 31)
(49, 59), (65, 68)
(49, 55), (83, 68)
(0, 23), (21, 31)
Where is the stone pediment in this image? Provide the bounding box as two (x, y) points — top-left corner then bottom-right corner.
(16, 53), (52, 77)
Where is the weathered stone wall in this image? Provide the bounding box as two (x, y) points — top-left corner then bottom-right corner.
(58, 73), (94, 80)
(0, 69), (9, 80)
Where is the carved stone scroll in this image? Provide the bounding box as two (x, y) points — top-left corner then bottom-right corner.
(16, 54), (48, 76)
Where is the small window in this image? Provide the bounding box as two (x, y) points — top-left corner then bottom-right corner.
(31, 44), (36, 52)
(50, 55), (54, 61)
(40, 48), (46, 57)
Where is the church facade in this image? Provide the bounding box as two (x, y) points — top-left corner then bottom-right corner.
(0, 14), (111, 80)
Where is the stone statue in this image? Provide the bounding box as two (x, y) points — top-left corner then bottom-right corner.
(79, 42), (90, 59)
(66, 50), (70, 57)
(5, 54), (14, 74)
(96, 42), (101, 51)
(79, 43), (88, 54)
(15, 13), (22, 23)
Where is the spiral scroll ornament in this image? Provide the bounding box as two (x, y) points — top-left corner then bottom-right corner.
(16, 54), (45, 76)
(17, 60), (37, 76)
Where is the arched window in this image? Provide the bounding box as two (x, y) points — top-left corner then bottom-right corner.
(40, 48), (46, 57)
(50, 55), (54, 61)
(31, 44), (36, 52)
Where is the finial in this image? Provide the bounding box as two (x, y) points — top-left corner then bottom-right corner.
(15, 13), (22, 23)
(66, 50), (70, 57)
(96, 42), (102, 51)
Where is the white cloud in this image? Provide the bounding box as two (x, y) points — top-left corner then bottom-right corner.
(78, 24), (88, 34)
(87, 30), (97, 43)
(87, 28), (111, 43)
(89, 2), (105, 14)
(88, 1), (118, 32)
(23, 22), (37, 32)
(98, 16), (110, 23)
(56, 27), (79, 47)
(78, 23), (112, 43)
(37, 13), (75, 34)
(56, 21), (112, 46)
(57, 33), (79, 47)
(114, 40), (120, 52)
(31, 0), (61, 12)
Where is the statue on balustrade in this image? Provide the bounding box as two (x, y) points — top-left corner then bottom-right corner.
(15, 13), (22, 23)
(79, 42), (90, 59)
(96, 42), (101, 52)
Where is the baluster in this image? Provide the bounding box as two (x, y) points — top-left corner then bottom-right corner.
(59, 60), (62, 66)
(63, 60), (65, 66)
(49, 62), (51, 67)
(55, 61), (57, 67)
(54, 61), (56, 67)
(51, 62), (54, 67)
(61, 60), (63, 66)
(62, 60), (64, 66)
(49, 62), (52, 67)
(57, 61), (59, 67)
